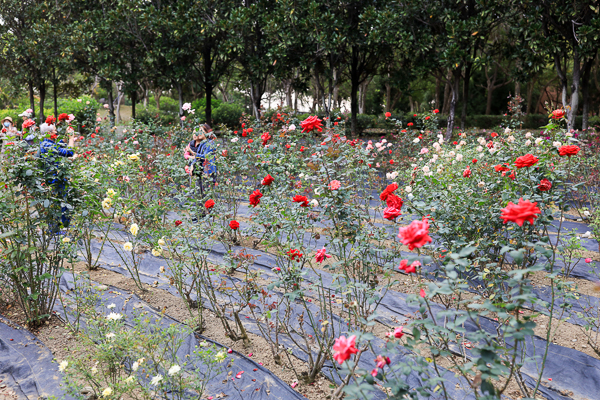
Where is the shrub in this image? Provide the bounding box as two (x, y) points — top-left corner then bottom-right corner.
(212, 102), (244, 129)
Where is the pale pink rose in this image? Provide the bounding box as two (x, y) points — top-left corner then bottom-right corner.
(329, 180), (341, 190)
(420, 147), (429, 154)
(123, 176), (130, 182)
(180, 116), (186, 121)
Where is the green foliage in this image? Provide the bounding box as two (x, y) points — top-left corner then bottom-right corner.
(212, 102), (244, 129)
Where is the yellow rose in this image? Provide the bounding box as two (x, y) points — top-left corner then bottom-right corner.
(123, 242), (133, 251)
(62, 237), (71, 243)
(102, 387), (112, 397)
(151, 248), (162, 257)
(158, 238), (165, 246)
(128, 153), (140, 162)
(106, 189), (116, 197)
(130, 223), (139, 236)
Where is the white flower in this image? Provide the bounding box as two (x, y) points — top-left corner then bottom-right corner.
(151, 248), (162, 257)
(106, 312), (123, 321)
(132, 361), (140, 371)
(182, 102), (192, 111)
(507, 135), (515, 143)
(431, 154), (439, 161)
(525, 140), (532, 146)
(299, 173), (305, 178)
(123, 242), (133, 252)
(150, 374), (163, 386)
(231, 137), (239, 143)
(168, 365), (181, 376)
(504, 127), (511, 134)
(432, 142), (441, 151)
(553, 141), (561, 148)
(583, 231), (592, 238)
(459, 140), (466, 146)
(478, 181), (485, 188)
(159, 266), (165, 273)
(309, 199), (319, 207)
(476, 146), (483, 152)
(412, 138), (420, 143)
(455, 154), (463, 162)
(107, 303), (116, 309)
(437, 134), (444, 141)
(62, 237), (71, 243)
(584, 211), (590, 216)
(102, 387), (112, 397)
(437, 167), (443, 174)
(525, 132), (532, 138)
(58, 360), (68, 372)
(102, 198), (112, 209)
(288, 124), (296, 131)
(125, 376), (135, 383)
(535, 138), (543, 146)
(215, 351), (227, 362)
(105, 332), (116, 340)
(448, 151), (456, 158)
(92, 366), (98, 374)
(129, 223), (139, 237)
(566, 132), (573, 137)
(314, 187), (322, 195)
(405, 186), (412, 193)
(422, 166), (430, 173)
(158, 238), (166, 246)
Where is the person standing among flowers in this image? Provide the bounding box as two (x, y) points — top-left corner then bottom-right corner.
(1, 116), (21, 157)
(38, 120), (77, 234)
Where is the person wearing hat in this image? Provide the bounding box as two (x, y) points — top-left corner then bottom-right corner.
(1, 116), (21, 156)
(38, 122), (77, 234)
(19, 109), (37, 145)
(185, 123), (217, 220)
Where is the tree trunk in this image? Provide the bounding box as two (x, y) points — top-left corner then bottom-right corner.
(567, 50), (581, 131)
(526, 79), (535, 114)
(107, 82), (116, 128)
(131, 91), (137, 120)
(204, 45), (213, 125)
(350, 46), (360, 136)
(28, 80), (35, 118)
(385, 77), (392, 113)
(358, 79), (369, 114)
(52, 68), (58, 118)
(39, 81), (46, 122)
(284, 79), (293, 108)
(434, 75), (441, 110)
(554, 54), (568, 108)
(177, 82), (184, 127)
(332, 68), (340, 109)
(155, 90), (162, 110)
(116, 83), (124, 124)
(581, 59), (594, 131)
(442, 69), (452, 114)
(446, 68), (460, 140)
(515, 81), (521, 97)
(461, 63), (471, 129)
(250, 83), (262, 119)
(485, 65), (498, 115)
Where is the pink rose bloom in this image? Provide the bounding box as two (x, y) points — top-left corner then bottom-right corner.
(370, 368), (379, 377)
(315, 247), (331, 263)
(366, 144), (374, 151)
(329, 180), (341, 190)
(420, 147), (429, 154)
(375, 355), (390, 369)
(123, 176), (130, 182)
(585, 258), (593, 263)
(394, 326), (404, 339)
(180, 116), (186, 121)
(332, 335), (358, 364)
(420, 288), (426, 298)
(398, 218), (432, 250)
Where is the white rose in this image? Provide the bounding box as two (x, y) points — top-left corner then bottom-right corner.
(412, 138), (420, 143)
(309, 199), (319, 207)
(405, 186), (412, 193)
(168, 365), (181, 376)
(123, 242), (133, 251)
(150, 374), (163, 386)
(107, 303), (116, 309)
(129, 223), (139, 236)
(553, 141), (561, 148)
(58, 360), (68, 372)
(151, 248), (162, 257)
(62, 237), (71, 243)
(106, 312), (123, 321)
(535, 138), (543, 146)
(477, 146), (483, 152)
(525, 132), (532, 138)
(422, 166), (430, 173)
(125, 376), (135, 383)
(105, 332), (116, 340)
(102, 387), (112, 397)
(288, 124), (296, 131)
(455, 154), (463, 162)
(158, 238), (165, 246)
(525, 140), (532, 146)
(478, 181), (485, 188)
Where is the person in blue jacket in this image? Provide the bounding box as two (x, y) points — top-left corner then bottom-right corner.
(38, 122), (76, 234)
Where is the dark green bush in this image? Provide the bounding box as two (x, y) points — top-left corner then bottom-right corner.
(212, 103), (244, 129)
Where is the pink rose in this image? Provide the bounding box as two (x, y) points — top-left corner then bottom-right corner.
(315, 247), (331, 263)
(329, 180), (341, 190)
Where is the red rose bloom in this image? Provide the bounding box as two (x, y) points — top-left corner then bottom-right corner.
(508, 172), (516, 180)
(261, 174), (275, 186)
(558, 145), (580, 157)
(287, 248), (303, 261)
(46, 115), (56, 124)
(385, 112), (391, 118)
(205, 199), (215, 209)
(500, 198), (541, 226)
(433, 109), (439, 114)
(538, 179), (552, 191)
(463, 167), (472, 178)
(332, 335), (358, 365)
(425, 116), (430, 120)
(175, 220), (183, 226)
(242, 131), (247, 137)
(398, 218), (432, 251)
(248, 128), (253, 133)
(293, 195), (309, 207)
(249, 190), (263, 207)
(58, 113), (69, 121)
(386, 194), (403, 209)
(491, 132), (498, 138)
(50, 133), (58, 140)
(407, 122), (414, 127)
(552, 109), (565, 119)
(494, 164), (510, 173)
(472, 159), (477, 163)
(383, 207), (402, 220)
(22, 119), (35, 129)
(261, 132), (271, 146)
(229, 220), (240, 230)
(515, 154), (539, 169)
(300, 115), (323, 133)
(380, 183), (399, 201)
(248, 139), (253, 144)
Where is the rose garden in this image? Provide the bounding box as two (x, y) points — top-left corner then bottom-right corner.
(2, 1), (600, 400)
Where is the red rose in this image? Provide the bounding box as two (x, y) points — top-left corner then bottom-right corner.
(413, 114), (417, 117)
(558, 145), (580, 157)
(261, 174), (275, 186)
(407, 122), (414, 127)
(508, 172), (516, 180)
(248, 139), (253, 144)
(433, 109), (439, 114)
(398, 218), (432, 251)
(91, 133), (96, 138)
(242, 131), (247, 137)
(463, 167), (471, 178)
(500, 198), (541, 226)
(58, 113), (68, 121)
(205, 199), (215, 209)
(491, 132), (498, 138)
(515, 154), (539, 169)
(293, 195), (309, 207)
(22, 119), (35, 129)
(538, 179), (552, 191)
(300, 115), (323, 133)
(261, 132), (271, 146)
(453, 141), (458, 145)
(494, 164), (510, 173)
(248, 128), (253, 133)
(386, 194), (403, 209)
(385, 112), (391, 118)
(299, 146), (305, 152)
(229, 220), (240, 230)
(552, 109), (565, 119)
(46, 115), (56, 124)
(175, 220), (183, 226)
(221, 150), (228, 157)
(287, 248), (303, 261)
(425, 116), (431, 120)
(380, 183), (399, 201)
(50, 133), (58, 140)
(249, 190), (263, 207)
(383, 207), (402, 220)
(389, 160), (394, 164)
(472, 159), (477, 163)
